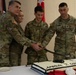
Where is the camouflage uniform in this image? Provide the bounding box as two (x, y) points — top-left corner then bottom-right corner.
(9, 24), (24, 66)
(42, 15), (76, 61)
(0, 11), (34, 67)
(25, 19), (48, 65)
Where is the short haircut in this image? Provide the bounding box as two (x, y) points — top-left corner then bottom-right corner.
(59, 2), (68, 8)
(9, 0), (21, 6)
(34, 6), (44, 13)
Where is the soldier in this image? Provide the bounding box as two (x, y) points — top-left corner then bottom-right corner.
(41, 2), (76, 62)
(0, 0), (41, 67)
(9, 10), (24, 66)
(25, 6), (48, 65)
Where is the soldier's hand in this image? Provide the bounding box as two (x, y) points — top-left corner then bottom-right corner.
(31, 43), (43, 51)
(37, 43), (44, 49)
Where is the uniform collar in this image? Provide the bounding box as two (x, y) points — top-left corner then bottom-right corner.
(59, 14), (71, 22)
(32, 19), (43, 26)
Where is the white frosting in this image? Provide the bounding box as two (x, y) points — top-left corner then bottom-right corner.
(65, 67), (76, 75)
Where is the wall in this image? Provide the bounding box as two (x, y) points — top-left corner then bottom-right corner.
(5, 0), (76, 65)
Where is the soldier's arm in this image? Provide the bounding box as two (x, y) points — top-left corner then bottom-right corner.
(41, 22), (56, 47)
(6, 20), (35, 47)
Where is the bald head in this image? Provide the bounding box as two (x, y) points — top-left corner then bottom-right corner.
(15, 10), (24, 23)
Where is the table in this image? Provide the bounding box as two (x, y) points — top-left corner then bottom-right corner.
(0, 66), (40, 75)
(0, 66), (75, 75)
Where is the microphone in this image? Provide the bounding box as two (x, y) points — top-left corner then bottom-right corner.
(45, 49), (70, 63)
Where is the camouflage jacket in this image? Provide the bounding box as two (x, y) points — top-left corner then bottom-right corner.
(10, 24), (24, 54)
(0, 11), (34, 49)
(25, 19), (48, 54)
(42, 15), (76, 55)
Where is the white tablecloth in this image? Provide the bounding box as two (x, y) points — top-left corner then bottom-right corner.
(0, 66), (40, 75)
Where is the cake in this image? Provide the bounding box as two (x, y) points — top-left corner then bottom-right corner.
(31, 59), (76, 74)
